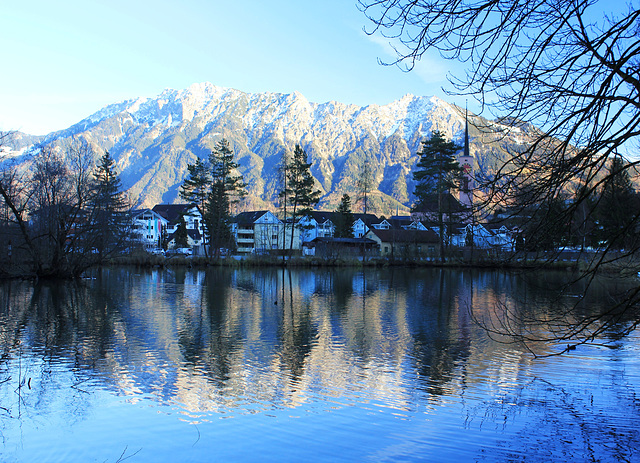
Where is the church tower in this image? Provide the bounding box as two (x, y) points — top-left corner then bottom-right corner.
(458, 109), (474, 208)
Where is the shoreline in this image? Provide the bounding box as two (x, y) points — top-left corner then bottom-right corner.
(2, 251), (638, 280)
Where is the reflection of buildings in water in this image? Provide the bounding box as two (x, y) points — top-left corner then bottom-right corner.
(454, 272), (533, 392)
(85, 269), (427, 415)
(2, 269), (548, 418)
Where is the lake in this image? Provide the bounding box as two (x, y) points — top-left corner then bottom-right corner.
(1, 267), (639, 462)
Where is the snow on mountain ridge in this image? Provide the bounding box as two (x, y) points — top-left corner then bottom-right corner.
(14, 82), (499, 213)
(50, 83), (465, 153)
(85, 83), (460, 144)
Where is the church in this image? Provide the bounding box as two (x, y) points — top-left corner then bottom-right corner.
(410, 110), (475, 224)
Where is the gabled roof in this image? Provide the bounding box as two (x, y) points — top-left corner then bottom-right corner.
(234, 210), (279, 225)
(367, 228), (440, 244)
(412, 193), (467, 214)
(352, 213), (381, 226)
(388, 216), (414, 229)
(483, 222), (514, 233)
(462, 223), (494, 237)
(131, 208), (167, 222)
(152, 204), (200, 223)
(304, 211), (337, 224)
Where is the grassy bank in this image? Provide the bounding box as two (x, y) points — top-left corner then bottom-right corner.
(4, 250), (639, 279)
(107, 253), (613, 271)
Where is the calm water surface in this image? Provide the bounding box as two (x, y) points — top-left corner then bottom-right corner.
(1, 267), (638, 462)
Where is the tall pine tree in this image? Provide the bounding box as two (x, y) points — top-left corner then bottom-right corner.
(180, 157), (211, 254)
(412, 131), (462, 262)
(180, 157), (210, 213)
(595, 155), (639, 250)
(334, 193), (354, 238)
(413, 131), (462, 205)
(89, 151), (129, 258)
(206, 139), (247, 255)
(180, 139), (246, 257)
(357, 158), (374, 215)
(279, 145), (321, 252)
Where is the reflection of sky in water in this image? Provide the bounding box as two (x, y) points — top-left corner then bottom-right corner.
(0, 267), (639, 462)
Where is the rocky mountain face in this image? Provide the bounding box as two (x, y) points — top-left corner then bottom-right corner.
(3, 82), (529, 215)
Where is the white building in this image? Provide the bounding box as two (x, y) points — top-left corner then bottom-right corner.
(297, 211), (336, 243)
(233, 211), (282, 255)
(130, 209), (168, 251)
(152, 204), (205, 251)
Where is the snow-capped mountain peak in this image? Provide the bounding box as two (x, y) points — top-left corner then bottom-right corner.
(10, 82), (516, 214)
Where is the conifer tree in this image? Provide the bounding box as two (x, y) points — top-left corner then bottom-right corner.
(180, 157), (210, 213)
(334, 193), (354, 238)
(180, 139), (246, 257)
(357, 158), (374, 215)
(173, 214), (189, 248)
(595, 156), (640, 250)
(279, 145), (321, 252)
(413, 131), (462, 205)
(180, 157), (212, 254)
(412, 131), (462, 262)
(206, 139), (246, 255)
(89, 151), (129, 258)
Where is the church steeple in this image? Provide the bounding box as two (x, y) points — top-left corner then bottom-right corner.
(464, 106), (470, 159)
(458, 105), (474, 208)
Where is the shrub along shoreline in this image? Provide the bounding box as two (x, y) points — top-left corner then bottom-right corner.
(3, 250), (637, 280)
(109, 252), (633, 273)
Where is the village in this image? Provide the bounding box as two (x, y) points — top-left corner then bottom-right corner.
(130, 125), (521, 262)
(133, 199), (516, 261)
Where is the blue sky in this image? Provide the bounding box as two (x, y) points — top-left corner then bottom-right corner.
(1, 0), (463, 135)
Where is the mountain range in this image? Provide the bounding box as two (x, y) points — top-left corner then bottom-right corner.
(2, 82), (531, 215)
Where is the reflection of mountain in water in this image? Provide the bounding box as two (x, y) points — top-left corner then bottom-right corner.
(0, 268), (626, 416)
(2, 268), (639, 462)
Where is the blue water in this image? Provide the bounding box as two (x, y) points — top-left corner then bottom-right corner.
(1, 267), (638, 462)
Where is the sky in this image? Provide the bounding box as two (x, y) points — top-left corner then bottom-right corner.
(0, 0), (464, 136)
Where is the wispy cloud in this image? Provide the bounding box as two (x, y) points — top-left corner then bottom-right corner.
(363, 32), (450, 86)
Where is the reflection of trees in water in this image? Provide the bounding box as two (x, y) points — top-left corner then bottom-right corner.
(0, 277), (122, 426)
(200, 269), (238, 386)
(2, 267), (638, 423)
(176, 273), (208, 367)
(476, 270), (640, 356)
(277, 268), (317, 382)
(0, 278), (117, 366)
(403, 269), (473, 395)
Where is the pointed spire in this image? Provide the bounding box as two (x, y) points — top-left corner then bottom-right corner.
(464, 102), (470, 158)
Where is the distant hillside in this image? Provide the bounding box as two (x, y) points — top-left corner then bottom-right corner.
(3, 82), (531, 216)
